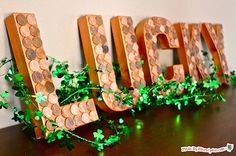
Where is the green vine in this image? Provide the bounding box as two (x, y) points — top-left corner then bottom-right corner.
(0, 51), (235, 151)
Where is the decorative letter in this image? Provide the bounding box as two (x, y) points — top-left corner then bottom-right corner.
(174, 23), (209, 81)
(136, 17), (185, 85)
(201, 23), (229, 83)
(5, 13), (98, 138)
(78, 16), (144, 112)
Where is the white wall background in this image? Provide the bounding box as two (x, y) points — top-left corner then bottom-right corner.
(0, 0), (235, 129)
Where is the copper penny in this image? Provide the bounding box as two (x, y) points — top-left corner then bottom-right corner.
(86, 100), (95, 111)
(122, 26), (129, 34)
(108, 93), (115, 102)
(95, 45), (103, 55)
(145, 33), (152, 40)
(25, 49), (36, 60)
(90, 26), (98, 34)
(141, 79), (146, 86)
(164, 26), (169, 34)
(104, 53), (111, 63)
(55, 116), (65, 127)
(136, 62), (142, 69)
(45, 81), (55, 93)
(100, 35), (107, 44)
(154, 26), (160, 33)
(109, 73), (115, 82)
(82, 113), (90, 123)
(42, 106), (52, 118)
(145, 24), (152, 31)
(27, 14), (37, 26)
(51, 104), (61, 116)
(106, 64), (113, 73)
(125, 33), (131, 44)
(39, 100), (48, 107)
(39, 59), (48, 70)
(48, 93), (58, 104)
(96, 55), (105, 64)
(130, 62), (136, 70)
(74, 115), (83, 126)
(35, 83), (45, 93)
(45, 120), (55, 131)
(22, 37), (32, 48)
(16, 14), (27, 26)
(150, 58), (157, 66)
(29, 26), (40, 37)
(131, 35), (137, 43)
(128, 53), (135, 62)
(152, 43), (158, 50)
(36, 47), (46, 59)
(79, 102), (87, 113)
(92, 35), (100, 45)
(133, 88), (140, 97)
(96, 16), (103, 25)
(127, 17), (133, 26)
(32, 71), (43, 83)
(89, 16), (97, 26)
(62, 105), (72, 117)
(133, 43), (139, 52)
(20, 26), (31, 37)
(121, 17), (128, 26)
(42, 70), (52, 81)
(101, 74), (109, 83)
(71, 103), (81, 115)
(129, 26), (134, 33)
(134, 81), (141, 88)
(126, 44), (133, 52)
(151, 28), (156, 35)
(32, 37), (43, 48)
(98, 26), (105, 35)
(89, 111), (98, 121)
(65, 117), (75, 130)
(102, 45), (109, 53)
(103, 84), (110, 90)
(110, 82), (118, 91)
(138, 70), (144, 78)
(154, 50), (159, 58)
(29, 60), (40, 71)
(99, 64), (106, 73)
(132, 70), (139, 79)
(160, 25), (165, 33)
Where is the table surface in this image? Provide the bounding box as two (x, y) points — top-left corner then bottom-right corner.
(0, 87), (236, 156)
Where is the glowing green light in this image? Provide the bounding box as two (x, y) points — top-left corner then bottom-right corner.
(135, 119), (144, 130)
(184, 127), (193, 144)
(174, 114), (181, 131)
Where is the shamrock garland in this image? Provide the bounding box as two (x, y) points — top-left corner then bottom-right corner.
(0, 51), (236, 151)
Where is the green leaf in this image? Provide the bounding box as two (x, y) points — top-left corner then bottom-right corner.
(34, 110), (43, 120)
(119, 118), (124, 124)
(13, 74), (23, 82)
(195, 98), (203, 105)
(0, 91), (10, 98)
(35, 92), (47, 104)
(46, 133), (57, 143)
(0, 101), (9, 109)
(24, 108), (32, 123)
(104, 135), (120, 146)
(93, 129), (105, 141)
(56, 130), (65, 140)
(97, 96), (103, 101)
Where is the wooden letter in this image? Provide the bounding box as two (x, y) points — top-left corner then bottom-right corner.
(5, 13), (99, 138)
(174, 23), (209, 81)
(201, 23), (229, 83)
(78, 16), (144, 112)
(136, 17), (185, 85)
